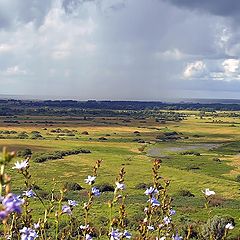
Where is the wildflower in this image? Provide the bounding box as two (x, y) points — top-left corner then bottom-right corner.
(115, 182), (125, 190)
(20, 227), (38, 240)
(62, 205), (72, 215)
(148, 197), (160, 207)
(163, 216), (171, 225)
(12, 160), (28, 170)
(68, 200), (78, 207)
(34, 223), (40, 229)
(23, 189), (36, 198)
(92, 187), (101, 197)
(144, 187), (158, 196)
(172, 233), (183, 240)
(110, 229), (121, 240)
(169, 209), (176, 216)
(85, 176), (96, 185)
(0, 210), (7, 220)
(123, 230), (132, 239)
(202, 188), (215, 197)
(80, 224), (89, 230)
(147, 225), (154, 231)
(86, 234), (92, 240)
(225, 223), (234, 230)
(2, 193), (24, 214)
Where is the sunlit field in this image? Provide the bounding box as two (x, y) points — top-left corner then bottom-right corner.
(0, 110), (240, 237)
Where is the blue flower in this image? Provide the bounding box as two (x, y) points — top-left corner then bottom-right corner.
(172, 233), (183, 240)
(115, 182), (125, 190)
(163, 216), (171, 225)
(86, 234), (92, 240)
(110, 229), (121, 240)
(144, 187), (158, 196)
(169, 209), (176, 216)
(19, 227), (38, 240)
(92, 187), (100, 197)
(2, 193), (24, 214)
(148, 197), (160, 207)
(12, 160), (28, 170)
(123, 230), (131, 239)
(85, 176), (96, 185)
(23, 189), (36, 198)
(62, 205), (72, 215)
(0, 210), (7, 220)
(68, 200), (78, 207)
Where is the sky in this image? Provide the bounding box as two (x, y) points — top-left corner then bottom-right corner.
(1, 0), (240, 100)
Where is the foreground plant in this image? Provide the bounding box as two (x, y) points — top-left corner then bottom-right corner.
(0, 148), (236, 239)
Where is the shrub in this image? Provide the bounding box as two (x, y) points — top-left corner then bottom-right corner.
(64, 182), (83, 191)
(17, 148), (32, 158)
(96, 183), (115, 192)
(135, 182), (152, 190)
(177, 189), (195, 197)
(200, 215), (234, 240)
(236, 174), (240, 182)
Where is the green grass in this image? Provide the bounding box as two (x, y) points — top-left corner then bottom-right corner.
(2, 111), (240, 236)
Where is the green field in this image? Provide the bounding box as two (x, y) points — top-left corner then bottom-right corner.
(1, 111), (240, 237)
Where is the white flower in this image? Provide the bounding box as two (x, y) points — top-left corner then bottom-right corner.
(84, 176), (96, 185)
(225, 223), (234, 230)
(202, 188), (215, 197)
(115, 182), (125, 190)
(12, 160), (28, 170)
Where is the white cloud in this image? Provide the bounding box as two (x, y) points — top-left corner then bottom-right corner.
(0, 43), (15, 53)
(2, 65), (28, 76)
(183, 60), (206, 78)
(155, 48), (185, 60)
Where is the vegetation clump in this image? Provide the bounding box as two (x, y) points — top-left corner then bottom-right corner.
(32, 148), (91, 163)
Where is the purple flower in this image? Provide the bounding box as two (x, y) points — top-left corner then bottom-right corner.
(169, 209), (176, 216)
(147, 225), (154, 231)
(85, 176), (96, 185)
(172, 233), (183, 240)
(0, 210), (7, 220)
(163, 216), (171, 225)
(115, 182), (125, 190)
(92, 187), (100, 197)
(34, 223), (40, 229)
(2, 193), (24, 214)
(12, 160), (28, 170)
(62, 205), (72, 215)
(144, 187), (158, 196)
(148, 197), (160, 207)
(68, 200), (78, 207)
(23, 189), (36, 198)
(86, 234), (92, 240)
(20, 227), (38, 240)
(110, 229), (121, 240)
(123, 230), (131, 239)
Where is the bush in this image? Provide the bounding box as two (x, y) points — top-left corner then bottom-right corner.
(32, 148), (91, 163)
(96, 183), (115, 192)
(64, 182), (83, 191)
(17, 148), (32, 158)
(135, 182), (152, 190)
(177, 189), (195, 197)
(200, 215), (234, 240)
(236, 174), (240, 182)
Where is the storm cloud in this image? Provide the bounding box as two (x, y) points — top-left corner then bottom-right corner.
(0, 0), (240, 100)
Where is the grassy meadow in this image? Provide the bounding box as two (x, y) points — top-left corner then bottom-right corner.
(1, 111), (240, 237)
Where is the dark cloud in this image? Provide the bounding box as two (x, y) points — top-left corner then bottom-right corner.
(165, 0), (240, 19)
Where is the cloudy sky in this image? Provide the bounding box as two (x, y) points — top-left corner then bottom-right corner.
(1, 0), (240, 100)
